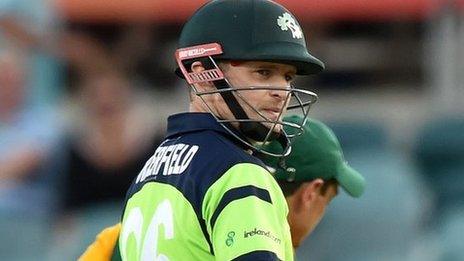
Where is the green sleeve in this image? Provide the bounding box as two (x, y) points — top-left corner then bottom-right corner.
(202, 163), (294, 260)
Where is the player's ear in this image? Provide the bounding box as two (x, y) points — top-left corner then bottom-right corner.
(301, 179), (324, 204)
(191, 61), (214, 90)
(191, 61), (205, 73)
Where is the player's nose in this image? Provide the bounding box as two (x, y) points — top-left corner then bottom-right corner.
(268, 82), (289, 101)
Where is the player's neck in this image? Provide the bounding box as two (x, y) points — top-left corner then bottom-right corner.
(189, 101), (208, 113)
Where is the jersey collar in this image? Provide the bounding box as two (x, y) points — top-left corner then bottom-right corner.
(166, 112), (235, 139)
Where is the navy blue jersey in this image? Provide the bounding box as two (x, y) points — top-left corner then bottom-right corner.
(119, 113), (293, 260)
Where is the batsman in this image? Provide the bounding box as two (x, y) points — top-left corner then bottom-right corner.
(80, 115), (366, 260)
(83, 0), (330, 259)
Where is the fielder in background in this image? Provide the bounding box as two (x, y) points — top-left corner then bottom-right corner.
(79, 115), (365, 260)
(260, 115), (366, 248)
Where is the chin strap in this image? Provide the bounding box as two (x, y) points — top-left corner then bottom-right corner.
(200, 56), (279, 142)
(198, 57), (290, 156)
(214, 78), (284, 141)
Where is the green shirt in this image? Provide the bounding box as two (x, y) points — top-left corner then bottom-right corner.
(119, 113), (293, 260)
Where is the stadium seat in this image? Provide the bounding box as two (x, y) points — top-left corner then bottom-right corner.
(326, 120), (387, 151)
(437, 207), (464, 261)
(296, 121), (431, 261)
(414, 117), (464, 217)
(0, 214), (52, 261)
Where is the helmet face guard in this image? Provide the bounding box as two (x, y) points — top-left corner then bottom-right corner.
(175, 43), (318, 157)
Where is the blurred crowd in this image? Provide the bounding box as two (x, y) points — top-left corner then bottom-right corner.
(0, 1), (463, 260)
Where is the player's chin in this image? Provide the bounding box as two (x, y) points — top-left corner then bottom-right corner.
(263, 121), (283, 133)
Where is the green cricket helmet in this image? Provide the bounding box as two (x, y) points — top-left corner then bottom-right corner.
(175, 0), (325, 157)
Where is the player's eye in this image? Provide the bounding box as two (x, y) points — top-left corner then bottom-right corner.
(255, 69), (271, 77)
(285, 74), (295, 82)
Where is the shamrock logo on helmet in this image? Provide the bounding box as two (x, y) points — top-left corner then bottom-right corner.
(277, 12), (303, 39)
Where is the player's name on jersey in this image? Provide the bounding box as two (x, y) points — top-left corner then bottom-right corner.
(136, 143), (199, 183)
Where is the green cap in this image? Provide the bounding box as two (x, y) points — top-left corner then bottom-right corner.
(178, 0), (324, 75)
(262, 115), (366, 198)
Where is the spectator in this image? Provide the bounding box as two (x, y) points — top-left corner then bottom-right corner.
(0, 48), (63, 216)
(62, 70), (163, 211)
(0, 0), (62, 106)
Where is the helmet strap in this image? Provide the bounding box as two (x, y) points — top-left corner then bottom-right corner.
(199, 57), (287, 154)
(212, 77), (282, 142)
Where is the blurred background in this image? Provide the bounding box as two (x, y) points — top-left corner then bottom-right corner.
(0, 0), (463, 260)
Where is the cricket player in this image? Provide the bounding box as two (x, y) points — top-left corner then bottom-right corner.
(100, 0), (324, 260)
(79, 115), (365, 260)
